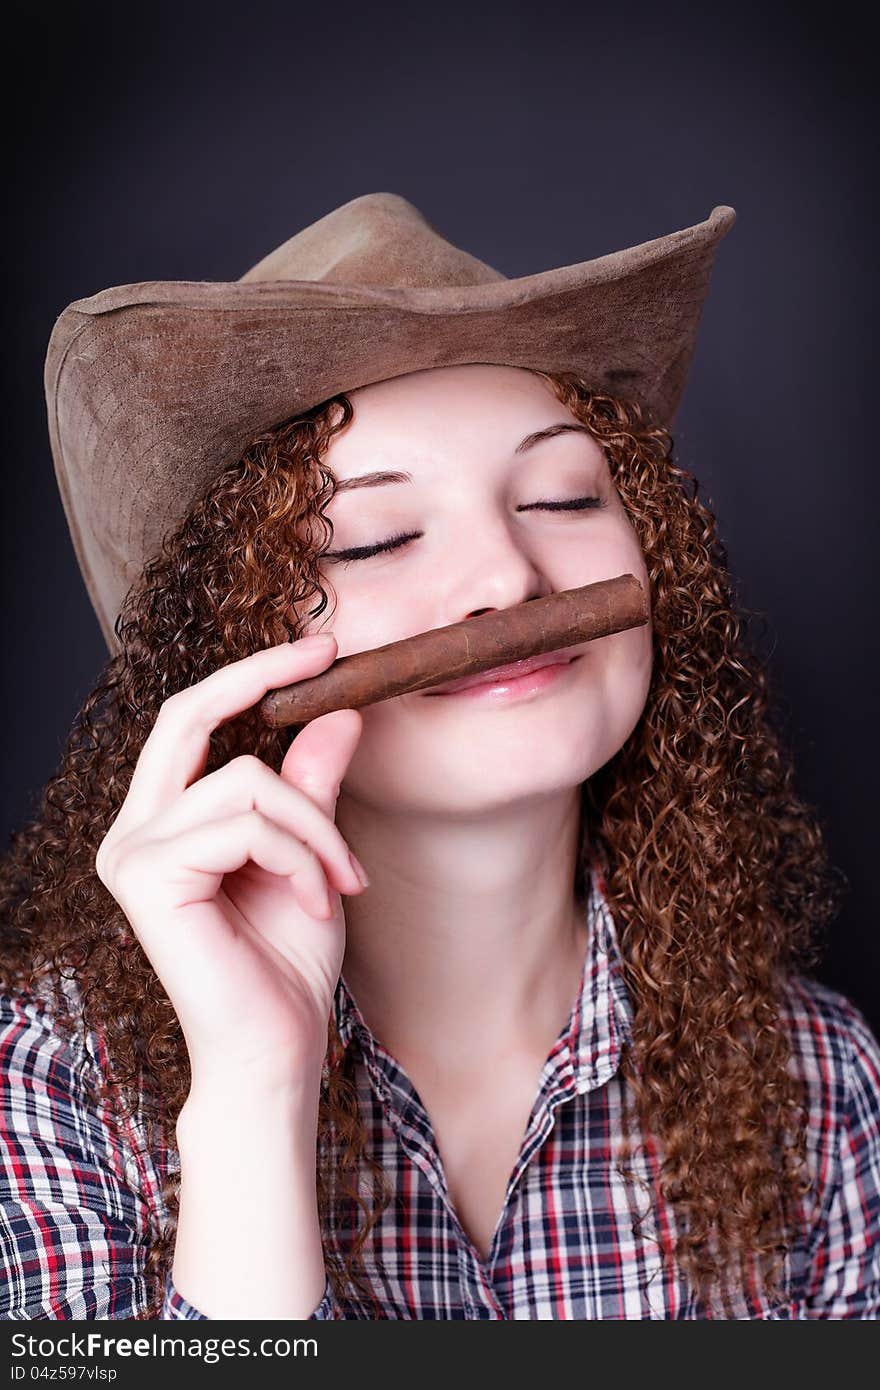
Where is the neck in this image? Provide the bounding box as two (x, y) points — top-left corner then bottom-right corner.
(335, 787), (590, 1073)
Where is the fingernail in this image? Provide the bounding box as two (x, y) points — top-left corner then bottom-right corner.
(348, 850), (370, 888)
(297, 631), (336, 649)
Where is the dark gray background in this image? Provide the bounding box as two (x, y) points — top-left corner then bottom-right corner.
(4, 2), (877, 1031)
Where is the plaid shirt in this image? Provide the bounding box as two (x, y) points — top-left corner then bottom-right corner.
(2, 865), (879, 1320)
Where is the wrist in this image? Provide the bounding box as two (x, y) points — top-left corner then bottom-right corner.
(178, 1067), (323, 1146)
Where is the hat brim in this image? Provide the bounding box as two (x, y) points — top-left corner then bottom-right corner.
(44, 204), (735, 654)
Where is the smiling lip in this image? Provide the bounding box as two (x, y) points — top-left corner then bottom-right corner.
(424, 651), (578, 696)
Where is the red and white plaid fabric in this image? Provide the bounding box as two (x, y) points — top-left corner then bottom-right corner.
(2, 865), (878, 1319)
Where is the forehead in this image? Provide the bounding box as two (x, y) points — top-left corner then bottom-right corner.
(325, 364), (603, 476)
(344, 362), (559, 425)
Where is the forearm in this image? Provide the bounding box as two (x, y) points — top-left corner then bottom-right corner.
(172, 1073), (326, 1319)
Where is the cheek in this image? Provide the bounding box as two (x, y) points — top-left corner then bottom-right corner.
(568, 611), (653, 714)
(619, 628), (653, 752)
(597, 515), (650, 594)
(302, 578), (411, 654)
(552, 520), (649, 596)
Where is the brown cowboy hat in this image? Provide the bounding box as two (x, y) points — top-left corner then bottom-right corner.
(43, 191), (736, 655)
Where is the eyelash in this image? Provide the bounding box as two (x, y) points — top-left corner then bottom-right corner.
(325, 497), (609, 565)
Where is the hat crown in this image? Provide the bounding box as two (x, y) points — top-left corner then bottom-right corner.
(46, 192), (736, 655)
(239, 192), (508, 290)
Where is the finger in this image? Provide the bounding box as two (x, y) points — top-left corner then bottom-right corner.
(118, 810), (335, 927)
(143, 754), (364, 896)
(280, 706), (364, 823)
(122, 636), (338, 824)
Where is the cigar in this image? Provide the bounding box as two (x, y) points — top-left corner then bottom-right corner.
(258, 572), (648, 729)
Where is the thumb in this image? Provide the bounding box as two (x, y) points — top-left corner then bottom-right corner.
(279, 706), (364, 820)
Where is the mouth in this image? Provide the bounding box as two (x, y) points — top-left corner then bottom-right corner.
(423, 650), (580, 696)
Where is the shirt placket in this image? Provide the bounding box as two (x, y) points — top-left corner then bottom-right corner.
(351, 1027), (502, 1317)
(359, 1021), (586, 1319)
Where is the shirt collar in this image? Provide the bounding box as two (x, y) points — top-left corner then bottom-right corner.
(328, 858), (635, 1095)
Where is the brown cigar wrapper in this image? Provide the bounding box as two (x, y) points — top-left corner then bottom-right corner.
(258, 573), (649, 729)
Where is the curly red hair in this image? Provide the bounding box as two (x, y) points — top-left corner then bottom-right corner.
(0, 371), (843, 1316)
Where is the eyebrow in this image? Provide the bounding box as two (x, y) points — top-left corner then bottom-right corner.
(331, 423), (593, 491)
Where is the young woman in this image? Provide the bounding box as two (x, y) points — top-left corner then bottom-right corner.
(2, 200), (878, 1320)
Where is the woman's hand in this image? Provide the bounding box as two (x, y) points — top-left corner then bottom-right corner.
(95, 634), (366, 1093)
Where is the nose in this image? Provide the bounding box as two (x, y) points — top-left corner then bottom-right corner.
(450, 516), (552, 622)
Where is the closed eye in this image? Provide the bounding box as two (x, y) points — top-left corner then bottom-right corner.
(323, 496), (609, 565)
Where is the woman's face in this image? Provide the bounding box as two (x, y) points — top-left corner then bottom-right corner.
(302, 364), (653, 817)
